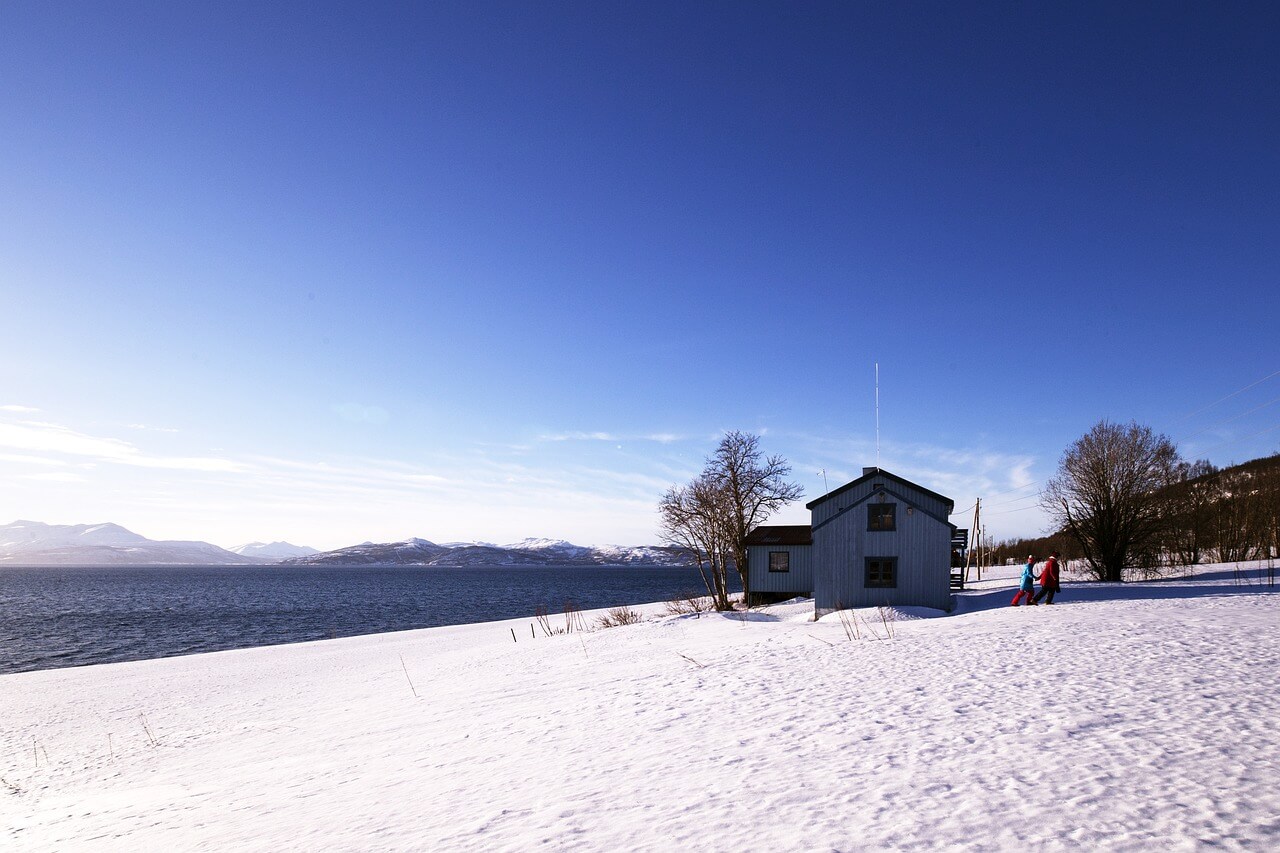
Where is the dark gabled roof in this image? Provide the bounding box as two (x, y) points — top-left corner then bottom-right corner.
(806, 467), (954, 512)
(742, 525), (813, 546)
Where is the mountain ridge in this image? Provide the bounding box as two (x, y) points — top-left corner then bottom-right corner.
(0, 521), (690, 567)
(0, 520), (249, 566)
(283, 538), (692, 567)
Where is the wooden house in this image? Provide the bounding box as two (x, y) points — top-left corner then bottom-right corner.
(745, 468), (956, 614)
(742, 525), (814, 603)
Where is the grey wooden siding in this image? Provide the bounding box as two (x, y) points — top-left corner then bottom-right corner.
(812, 480), (953, 612)
(746, 544), (814, 595)
(811, 476), (951, 528)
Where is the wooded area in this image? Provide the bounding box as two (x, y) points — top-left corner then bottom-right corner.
(997, 449), (1280, 578)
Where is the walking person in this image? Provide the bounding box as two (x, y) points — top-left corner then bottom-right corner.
(1033, 551), (1062, 604)
(1011, 555), (1038, 606)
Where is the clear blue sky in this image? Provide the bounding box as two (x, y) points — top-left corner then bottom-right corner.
(2, 1), (1277, 549)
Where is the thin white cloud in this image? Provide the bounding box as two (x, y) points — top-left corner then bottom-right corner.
(0, 405), (40, 413)
(540, 431), (619, 442)
(0, 453), (73, 467)
(120, 455), (251, 473)
(126, 423), (181, 433)
(333, 403), (391, 425)
(0, 420), (249, 473)
(244, 455), (450, 487)
(539, 431), (685, 444)
(21, 471), (86, 483)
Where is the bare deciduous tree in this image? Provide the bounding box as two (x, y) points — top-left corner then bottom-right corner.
(1042, 420), (1181, 582)
(658, 431), (802, 610)
(658, 474), (736, 611)
(708, 431), (804, 603)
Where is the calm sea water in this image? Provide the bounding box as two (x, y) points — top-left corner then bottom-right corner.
(0, 564), (724, 675)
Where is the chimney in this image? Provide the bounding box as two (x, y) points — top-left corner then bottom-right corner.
(863, 466), (879, 476)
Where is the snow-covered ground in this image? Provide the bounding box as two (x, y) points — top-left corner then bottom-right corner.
(3, 562), (1278, 851)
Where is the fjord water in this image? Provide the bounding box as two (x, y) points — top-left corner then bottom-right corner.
(0, 564), (723, 674)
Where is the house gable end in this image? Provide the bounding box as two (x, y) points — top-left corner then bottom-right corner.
(811, 484), (955, 534)
(806, 468), (954, 514)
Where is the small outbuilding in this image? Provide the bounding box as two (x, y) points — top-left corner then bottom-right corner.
(744, 467), (956, 615)
(742, 524), (814, 604)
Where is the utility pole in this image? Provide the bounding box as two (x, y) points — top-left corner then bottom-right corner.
(964, 498), (982, 583)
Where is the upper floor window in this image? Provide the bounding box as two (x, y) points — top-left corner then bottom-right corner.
(868, 502), (896, 531)
(768, 551), (790, 572)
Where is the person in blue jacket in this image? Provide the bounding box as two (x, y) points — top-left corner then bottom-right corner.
(1011, 555), (1038, 606)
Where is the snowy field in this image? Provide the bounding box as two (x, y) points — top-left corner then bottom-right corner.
(3, 562), (1279, 851)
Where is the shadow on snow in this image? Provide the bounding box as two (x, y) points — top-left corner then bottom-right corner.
(951, 564), (1279, 616)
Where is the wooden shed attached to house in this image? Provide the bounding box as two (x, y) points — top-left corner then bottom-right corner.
(743, 524), (813, 606)
(808, 468), (956, 614)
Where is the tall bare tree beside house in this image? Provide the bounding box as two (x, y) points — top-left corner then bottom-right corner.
(708, 431), (803, 604)
(658, 431), (802, 610)
(1042, 420), (1181, 582)
(658, 473), (736, 611)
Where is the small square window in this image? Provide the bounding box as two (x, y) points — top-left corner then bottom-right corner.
(868, 502), (896, 531)
(768, 551), (790, 573)
(865, 557), (897, 588)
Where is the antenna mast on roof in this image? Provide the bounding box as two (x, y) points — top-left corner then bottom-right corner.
(875, 362), (880, 470)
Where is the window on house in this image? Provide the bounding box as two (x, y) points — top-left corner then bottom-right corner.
(868, 502), (896, 531)
(865, 557), (897, 588)
(768, 551), (790, 573)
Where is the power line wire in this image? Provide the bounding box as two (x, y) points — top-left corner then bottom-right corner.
(985, 505), (1039, 517)
(986, 492), (1041, 509)
(1176, 369), (1280, 423)
(982, 480), (1041, 499)
(1192, 421), (1280, 459)
(1176, 394), (1280, 444)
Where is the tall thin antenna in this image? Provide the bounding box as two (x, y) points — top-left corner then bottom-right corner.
(875, 362), (880, 470)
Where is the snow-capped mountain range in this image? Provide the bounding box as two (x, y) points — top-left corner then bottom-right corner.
(0, 521), (690, 567)
(231, 541), (321, 561)
(281, 537), (692, 567)
(0, 521), (253, 566)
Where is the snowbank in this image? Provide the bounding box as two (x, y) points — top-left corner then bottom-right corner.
(3, 564), (1278, 850)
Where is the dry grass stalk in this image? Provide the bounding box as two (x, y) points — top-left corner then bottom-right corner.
(877, 605), (897, 640)
(535, 600), (587, 636)
(595, 605), (644, 629)
(664, 590), (714, 616)
(836, 602), (860, 641)
(564, 599), (586, 633)
(139, 712), (159, 747)
(399, 653), (419, 697)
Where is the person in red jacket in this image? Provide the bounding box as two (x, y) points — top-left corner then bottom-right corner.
(1033, 551), (1062, 604)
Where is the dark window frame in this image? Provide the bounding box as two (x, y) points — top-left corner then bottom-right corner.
(768, 551), (790, 573)
(867, 502), (896, 531)
(865, 556), (898, 588)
